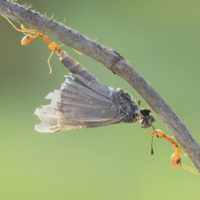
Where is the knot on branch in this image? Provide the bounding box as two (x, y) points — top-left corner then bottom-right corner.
(110, 50), (124, 74)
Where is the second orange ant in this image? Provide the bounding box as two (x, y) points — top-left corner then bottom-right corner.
(137, 99), (199, 175)
(150, 126), (200, 175)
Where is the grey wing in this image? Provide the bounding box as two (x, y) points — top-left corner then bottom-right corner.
(35, 74), (123, 133)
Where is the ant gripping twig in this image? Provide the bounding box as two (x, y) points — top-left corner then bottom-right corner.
(3, 15), (63, 74)
(151, 126), (200, 175)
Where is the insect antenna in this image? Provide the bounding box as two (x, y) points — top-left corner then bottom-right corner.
(151, 132), (155, 155)
(140, 127), (155, 154)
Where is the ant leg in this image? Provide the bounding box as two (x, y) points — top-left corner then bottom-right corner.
(3, 16), (24, 32)
(47, 51), (54, 74)
(141, 128), (154, 137)
(72, 48), (83, 56)
(178, 146), (194, 158)
(20, 24), (36, 36)
(3, 16), (35, 35)
(180, 164), (200, 176)
(181, 153), (188, 158)
(59, 44), (65, 48)
(180, 149), (196, 159)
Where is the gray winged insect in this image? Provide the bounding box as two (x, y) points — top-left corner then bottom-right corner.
(35, 50), (155, 133)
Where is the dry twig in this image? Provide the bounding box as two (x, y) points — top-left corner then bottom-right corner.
(0, 0), (200, 171)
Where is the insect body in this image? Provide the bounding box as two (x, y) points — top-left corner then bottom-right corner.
(35, 49), (155, 132)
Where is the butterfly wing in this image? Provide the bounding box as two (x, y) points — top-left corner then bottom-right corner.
(35, 52), (139, 133)
(35, 74), (124, 133)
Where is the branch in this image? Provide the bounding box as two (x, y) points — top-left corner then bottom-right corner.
(1, 0), (200, 171)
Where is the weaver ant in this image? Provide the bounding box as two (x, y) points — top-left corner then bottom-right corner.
(3, 16), (63, 74)
(137, 100), (199, 175)
(145, 126), (200, 175)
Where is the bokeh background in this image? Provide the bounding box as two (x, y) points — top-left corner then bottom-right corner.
(0, 0), (200, 199)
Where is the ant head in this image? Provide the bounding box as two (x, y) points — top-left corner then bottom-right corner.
(139, 108), (155, 128)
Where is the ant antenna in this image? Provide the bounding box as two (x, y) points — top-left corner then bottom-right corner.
(151, 132), (154, 155)
(140, 127), (155, 154)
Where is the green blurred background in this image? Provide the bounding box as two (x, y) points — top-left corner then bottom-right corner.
(0, 0), (200, 199)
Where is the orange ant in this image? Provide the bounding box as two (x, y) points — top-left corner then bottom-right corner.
(150, 126), (200, 175)
(137, 100), (199, 175)
(2, 16), (63, 74)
